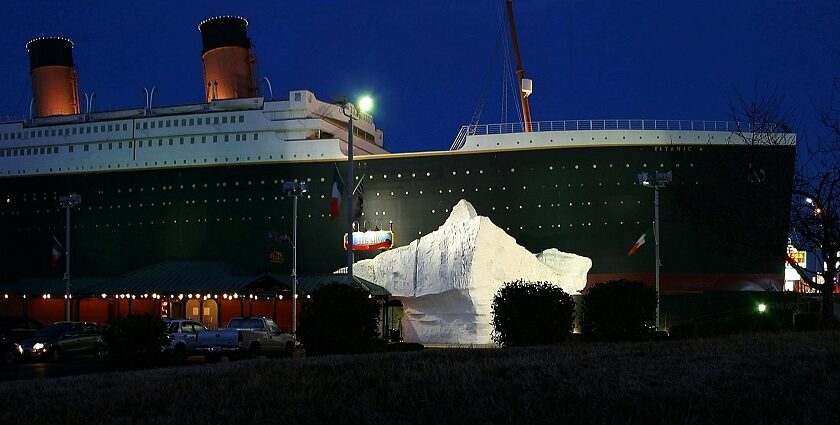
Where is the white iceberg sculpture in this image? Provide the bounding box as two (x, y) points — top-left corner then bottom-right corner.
(351, 199), (591, 345)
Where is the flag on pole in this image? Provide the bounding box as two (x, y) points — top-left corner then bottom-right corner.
(51, 235), (63, 268)
(354, 178), (365, 221)
(627, 228), (654, 256)
(330, 167), (345, 220)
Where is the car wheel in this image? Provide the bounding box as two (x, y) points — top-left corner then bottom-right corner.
(248, 342), (260, 359)
(95, 344), (108, 360)
(284, 341), (294, 358)
(2, 349), (14, 366)
(174, 345), (187, 364)
(50, 348), (61, 363)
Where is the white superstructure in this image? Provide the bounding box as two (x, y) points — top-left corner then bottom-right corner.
(0, 90), (386, 177)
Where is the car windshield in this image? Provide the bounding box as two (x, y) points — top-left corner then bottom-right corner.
(228, 318), (264, 329)
(32, 324), (72, 338)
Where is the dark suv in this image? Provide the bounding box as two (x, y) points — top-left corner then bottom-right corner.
(19, 322), (105, 362)
(0, 316), (43, 366)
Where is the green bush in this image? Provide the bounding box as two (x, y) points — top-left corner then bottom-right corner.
(581, 279), (657, 341)
(297, 283), (381, 355)
(794, 312), (823, 331)
(491, 279), (576, 347)
(102, 314), (168, 369)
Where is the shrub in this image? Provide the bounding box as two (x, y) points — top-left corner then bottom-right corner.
(102, 314), (168, 369)
(581, 279), (657, 341)
(491, 279), (576, 347)
(794, 312), (822, 331)
(297, 283), (381, 355)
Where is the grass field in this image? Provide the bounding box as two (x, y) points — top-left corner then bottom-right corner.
(1, 331), (839, 424)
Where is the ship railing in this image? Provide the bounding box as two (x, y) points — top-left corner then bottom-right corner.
(450, 119), (756, 150)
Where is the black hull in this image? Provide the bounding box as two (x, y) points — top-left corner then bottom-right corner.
(0, 142), (795, 292)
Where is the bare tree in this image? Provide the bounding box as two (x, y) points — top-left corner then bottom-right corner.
(784, 80), (840, 325)
(731, 83), (839, 325)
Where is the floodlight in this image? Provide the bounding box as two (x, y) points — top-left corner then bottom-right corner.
(358, 96), (373, 113)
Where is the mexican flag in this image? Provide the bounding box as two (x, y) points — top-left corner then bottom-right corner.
(51, 235), (63, 267)
(627, 228), (654, 256)
(330, 168), (345, 220)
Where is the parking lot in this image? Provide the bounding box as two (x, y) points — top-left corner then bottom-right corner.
(0, 357), (107, 381)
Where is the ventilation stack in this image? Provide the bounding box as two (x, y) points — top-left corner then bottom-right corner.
(26, 37), (80, 117)
(198, 16), (258, 102)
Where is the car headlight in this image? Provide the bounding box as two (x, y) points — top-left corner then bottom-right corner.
(32, 342), (45, 351)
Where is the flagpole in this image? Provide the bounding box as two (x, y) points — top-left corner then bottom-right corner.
(654, 185), (660, 330)
(339, 96), (373, 286)
(65, 205), (71, 321)
(59, 193), (81, 322)
(344, 106), (355, 286)
(638, 171), (670, 331)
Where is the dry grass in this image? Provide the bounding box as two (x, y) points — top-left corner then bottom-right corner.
(1, 331), (839, 424)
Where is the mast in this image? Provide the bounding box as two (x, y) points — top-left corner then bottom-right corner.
(505, 0), (533, 132)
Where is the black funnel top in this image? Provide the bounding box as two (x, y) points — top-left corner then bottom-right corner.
(199, 16), (251, 54)
(26, 37), (74, 70)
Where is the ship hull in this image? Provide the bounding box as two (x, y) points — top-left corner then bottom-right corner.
(0, 142), (795, 293)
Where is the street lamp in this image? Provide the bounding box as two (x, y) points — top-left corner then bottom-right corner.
(339, 95), (373, 285)
(58, 193), (81, 321)
(637, 171), (671, 330)
(283, 181), (308, 340)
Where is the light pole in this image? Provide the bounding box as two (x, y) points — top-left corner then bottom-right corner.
(283, 181), (308, 340)
(638, 171), (671, 330)
(59, 193), (81, 321)
(339, 96), (373, 285)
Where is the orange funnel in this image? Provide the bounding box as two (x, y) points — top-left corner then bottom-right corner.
(26, 37), (80, 118)
(198, 16), (258, 101)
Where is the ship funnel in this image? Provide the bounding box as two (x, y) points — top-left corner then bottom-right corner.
(198, 16), (258, 102)
(26, 37), (80, 117)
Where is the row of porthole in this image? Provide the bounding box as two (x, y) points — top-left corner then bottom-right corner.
(5, 177), (320, 202)
(365, 163), (692, 180)
(1, 186), (669, 212)
(5, 158), (694, 188)
(0, 150), (342, 176)
(18, 218), (644, 234)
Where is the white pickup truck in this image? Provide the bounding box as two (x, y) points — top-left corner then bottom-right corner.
(194, 317), (294, 360)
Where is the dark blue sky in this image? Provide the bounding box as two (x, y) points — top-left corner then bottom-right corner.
(0, 1), (838, 153)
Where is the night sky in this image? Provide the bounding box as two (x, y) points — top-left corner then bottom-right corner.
(0, 0), (838, 153)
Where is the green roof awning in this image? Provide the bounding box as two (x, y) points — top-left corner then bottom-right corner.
(269, 273), (390, 297)
(0, 263), (389, 298)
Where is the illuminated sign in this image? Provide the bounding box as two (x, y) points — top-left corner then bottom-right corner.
(785, 246), (806, 269)
(787, 251), (806, 266)
(344, 230), (395, 251)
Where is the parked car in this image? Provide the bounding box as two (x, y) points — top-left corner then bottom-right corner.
(0, 316), (43, 341)
(163, 319), (208, 363)
(18, 322), (105, 362)
(0, 316), (42, 366)
(1, 338), (22, 366)
(195, 317), (294, 360)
